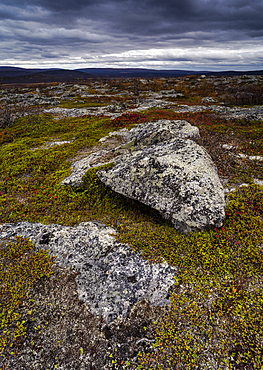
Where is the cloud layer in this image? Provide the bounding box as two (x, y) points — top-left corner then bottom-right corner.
(0, 0), (263, 70)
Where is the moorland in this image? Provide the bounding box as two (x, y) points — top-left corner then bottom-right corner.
(0, 74), (263, 369)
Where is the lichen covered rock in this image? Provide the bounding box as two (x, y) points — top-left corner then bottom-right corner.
(115, 119), (200, 154)
(128, 119), (200, 146)
(98, 137), (226, 233)
(0, 221), (177, 322)
(61, 150), (111, 187)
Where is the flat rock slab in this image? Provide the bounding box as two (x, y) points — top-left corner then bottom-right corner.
(62, 129), (130, 187)
(61, 150), (111, 187)
(0, 221), (177, 323)
(98, 137), (226, 233)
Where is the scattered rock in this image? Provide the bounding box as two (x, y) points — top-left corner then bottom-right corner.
(224, 183), (250, 194)
(201, 97), (217, 103)
(235, 153), (263, 161)
(99, 128), (130, 143)
(62, 128), (131, 187)
(30, 140), (74, 151)
(222, 144), (236, 150)
(171, 104), (263, 121)
(41, 97), (263, 121)
(254, 178), (263, 187)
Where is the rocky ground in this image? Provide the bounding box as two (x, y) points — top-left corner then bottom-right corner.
(0, 75), (263, 369)
(0, 223), (172, 370)
(1, 74), (263, 124)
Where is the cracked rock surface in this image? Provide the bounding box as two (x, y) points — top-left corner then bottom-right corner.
(61, 150), (112, 187)
(115, 119), (200, 154)
(0, 221), (177, 323)
(98, 122), (225, 233)
(60, 119), (225, 232)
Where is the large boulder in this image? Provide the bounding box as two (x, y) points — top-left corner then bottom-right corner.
(60, 119), (225, 232)
(0, 221), (176, 322)
(115, 119), (200, 153)
(98, 121), (226, 233)
(129, 119), (200, 143)
(61, 120), (200, 188)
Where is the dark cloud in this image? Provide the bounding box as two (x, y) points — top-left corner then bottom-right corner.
(0, 0), (262, 70)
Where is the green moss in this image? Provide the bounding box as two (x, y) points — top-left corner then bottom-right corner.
(135, 185), (263, 369)
(0, 107), (263, 368)
(0, 236), (54, 354)
(58, 99), (107, 109)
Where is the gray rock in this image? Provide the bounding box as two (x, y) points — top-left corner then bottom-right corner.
(61, 128), (131, 188)
(201, 97), (217, 103)
(125, 119), (200, 150)
(128, 98), (176, 112)
(42, 98), (263, 121)
(61, 121), (200, 188)
(99, 128), (130, 143)
(98, 137), (226, 233)
(173, 104), (263, 121)
(235, 153), (263, 162)
(254, 178), (263, 187)
(61, 150), (111, 187)
(59, 119), (225, 232)
(31, 140), (74, 151)
(0, 221), (176, 322)
(43, 106), (121, 118)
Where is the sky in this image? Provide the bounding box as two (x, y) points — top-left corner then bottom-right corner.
(0, 0), (263, 71)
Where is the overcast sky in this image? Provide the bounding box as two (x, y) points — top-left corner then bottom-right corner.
(0, 0), (263, 71)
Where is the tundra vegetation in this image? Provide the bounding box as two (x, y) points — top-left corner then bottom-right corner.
(0, 75), (263, 369)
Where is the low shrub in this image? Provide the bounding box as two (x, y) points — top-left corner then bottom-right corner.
(0, 236), (54, 355)
(0, 107), (262, 368)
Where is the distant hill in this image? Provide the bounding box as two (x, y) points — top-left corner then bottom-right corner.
(0, 67), (55, 78)
(76, 68), (201, 78)
(0, 68), (93, 84)
(0, 66), (263, 84)
(206, 70), (263, 77)
(77, 68), (263, 78)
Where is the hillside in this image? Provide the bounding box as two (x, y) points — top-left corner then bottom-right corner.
(0, 68), (93, 84)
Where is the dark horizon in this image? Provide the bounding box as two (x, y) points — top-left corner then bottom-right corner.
(1, 66), (263, 83)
